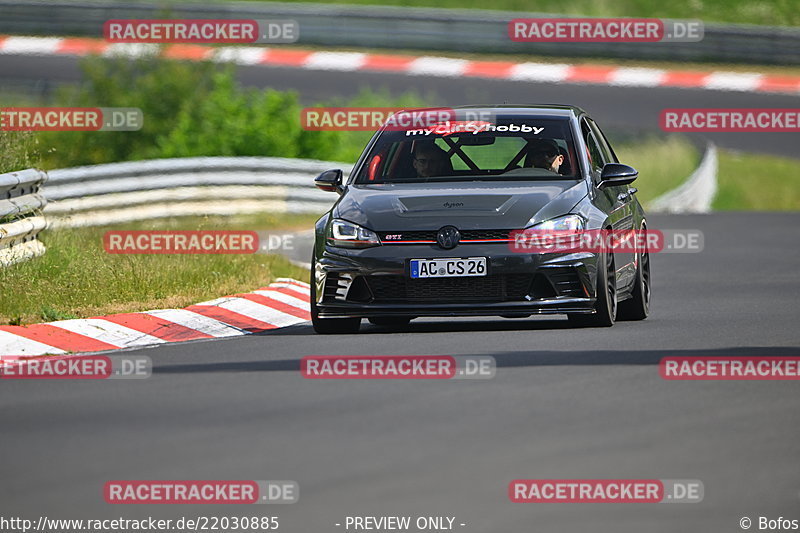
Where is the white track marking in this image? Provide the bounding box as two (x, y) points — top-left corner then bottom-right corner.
(508, 62), (570, 82)
(252, 289), (310, 311)
(0, 37), (63, 55)
(609, 67), (667, 87)
(407, 56), (469, 77)
(0, 331), (65, 356)
(214, 47), (267, 65)
(703, 72), (763, 92)
(267, 282), (311, 297)
(304, 52), (366, 71)
(212, 298), (306, 328)
(143, 309), (246, 338)
(51, 319), (165, 348)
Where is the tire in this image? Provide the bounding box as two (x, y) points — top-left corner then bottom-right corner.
(618, 245), (651, 321)
(368, 317), (413, 326)
(310, 262), (361, 334)
(567, 249), (617, 327)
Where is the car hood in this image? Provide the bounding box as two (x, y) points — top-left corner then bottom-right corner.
(334, 180), (589, 231)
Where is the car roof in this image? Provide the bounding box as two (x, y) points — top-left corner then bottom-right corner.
(403, 104), (587, 118)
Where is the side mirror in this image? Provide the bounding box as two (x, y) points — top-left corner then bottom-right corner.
(314, 169), (343, 194)
(598, 163), (638, 189)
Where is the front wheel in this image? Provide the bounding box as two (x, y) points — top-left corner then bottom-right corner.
(568, 250), (617, 327)
(618, 245), (650, 321)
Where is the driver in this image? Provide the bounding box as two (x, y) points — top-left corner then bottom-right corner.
(527, 139), (565, 174)
(412, 144), (449, 177)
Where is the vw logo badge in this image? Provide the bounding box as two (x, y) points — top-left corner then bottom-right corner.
(437, 226), (460, 250)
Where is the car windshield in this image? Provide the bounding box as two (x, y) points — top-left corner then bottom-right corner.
(354, 116), (580, 184)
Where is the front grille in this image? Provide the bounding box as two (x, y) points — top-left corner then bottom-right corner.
(462, 229), (511, 241)
(378, 230), (437, 242)
(378, 229), (511, 243)
(363, 274), (532, 303)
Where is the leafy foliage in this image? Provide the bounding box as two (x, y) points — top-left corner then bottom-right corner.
(39, 54), (426, 168)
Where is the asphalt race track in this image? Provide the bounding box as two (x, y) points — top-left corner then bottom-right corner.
(2, 48), (799, 532)
(2, 213), (799, 533)
(2, 53), (800, 158)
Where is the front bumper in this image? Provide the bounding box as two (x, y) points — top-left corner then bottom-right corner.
(314, 243), (599, 318)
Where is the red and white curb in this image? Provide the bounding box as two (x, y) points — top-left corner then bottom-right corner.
(0, 278), (310, 361)
(0, 35), (798, 95)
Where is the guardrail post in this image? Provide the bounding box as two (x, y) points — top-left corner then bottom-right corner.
(0, 168), (48, 267)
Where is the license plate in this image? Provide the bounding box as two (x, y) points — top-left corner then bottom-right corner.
(410, 257), (487, 278)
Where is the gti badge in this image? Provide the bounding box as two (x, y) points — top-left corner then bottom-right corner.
(437, 226), (460, 250)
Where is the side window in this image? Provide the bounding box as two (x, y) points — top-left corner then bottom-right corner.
(587, 118), (617, 163)
(581, 120), (605, 174)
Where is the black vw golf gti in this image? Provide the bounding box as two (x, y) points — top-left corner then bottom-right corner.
(311, 105), (651, 333)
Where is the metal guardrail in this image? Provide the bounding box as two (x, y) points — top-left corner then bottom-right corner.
(0, 168), (48, 266)
(650, 143), (718, 214)
(43, 157), (346, 227)
(0, 0), (798, 65)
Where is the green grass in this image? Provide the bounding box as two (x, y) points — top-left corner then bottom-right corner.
(714, 150), (800, 210)
(205, 0), (800, 26)
(0, 131), (39, 174)
(0, 214), (316, 326)
(93, 212), (322, 232)
(614, 136), (700, 207)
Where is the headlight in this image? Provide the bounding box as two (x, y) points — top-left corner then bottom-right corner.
(526, 214), (584, 231)
(327, 219), (381, 248)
